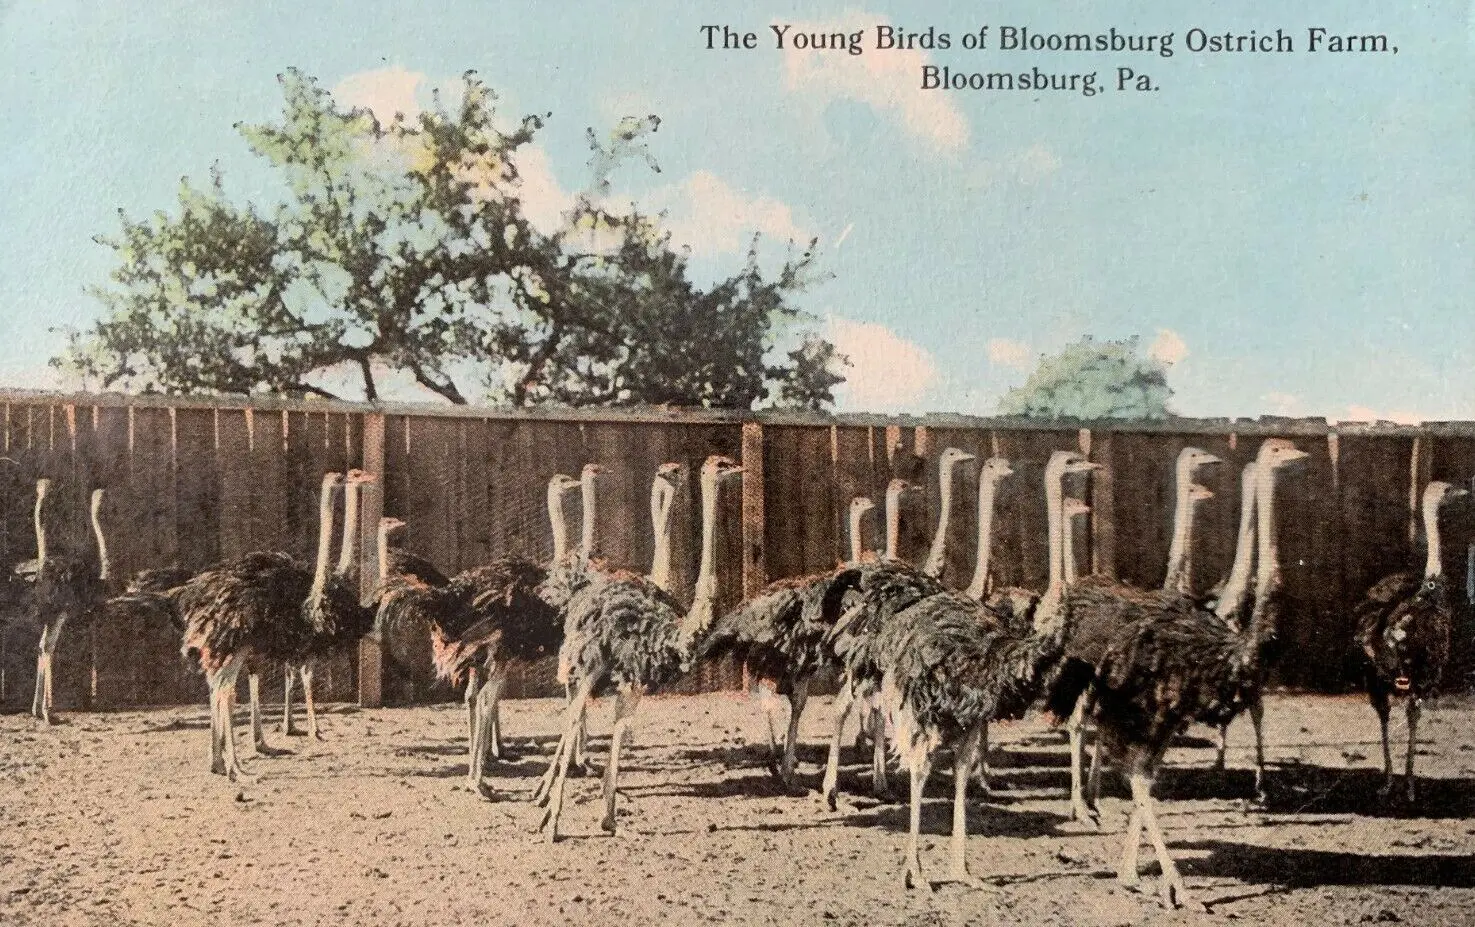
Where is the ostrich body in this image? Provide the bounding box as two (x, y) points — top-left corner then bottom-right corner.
(818, 478), (949, 807)
(879, 450), (1091, 890)
(178, 472), (341, 780)
(1355, 479), (1466, 802)
(1043, 446), (1220, 823)
(1069, 438), (1305, 909)
(443, 470), (591, 791)
(286, 468), (378, 740)
(699, 494), (876, 787)
(534, 455), (743, 841)
(20, 481), (111, 723)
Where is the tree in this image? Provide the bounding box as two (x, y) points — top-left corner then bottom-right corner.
(997, 336), (1172, 419)
(57, 70), (845, 410)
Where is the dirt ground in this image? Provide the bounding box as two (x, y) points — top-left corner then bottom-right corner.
(2, 691), (1474, 927)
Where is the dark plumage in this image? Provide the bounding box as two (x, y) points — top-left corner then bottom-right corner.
(534, 455), (742, 841)
(1072, 439), (1305, 910)
(177, 472), (343, 780)
(1354, 479), (1467, 802)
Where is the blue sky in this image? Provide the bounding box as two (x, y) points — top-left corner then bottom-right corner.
(0, 1), (1469, 420)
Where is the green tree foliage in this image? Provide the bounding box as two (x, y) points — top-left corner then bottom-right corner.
(997, 336), (1172, 420)
(59, 70), (845, 410)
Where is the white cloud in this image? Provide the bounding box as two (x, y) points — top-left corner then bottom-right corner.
(1338, 405), (1423, 425)
(1262, 391), (1303, 416)
(651, 170), (808, 255)
(987, 337), (1033, 370)
(826, 315), (938, 413)
(778, 14), (968, 153)
(332, 67), (426, 124)
(511, 145), (575, 234)
(1149, 328), (1189, 366)
(1015, 144), (1063, 183)
(0, 361), (81, 392)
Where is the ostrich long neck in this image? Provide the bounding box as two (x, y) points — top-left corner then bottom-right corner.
(1062, 511), (1080, 585)
(579, 474), (597, 565)
(1243, 461), (1284, 651)
(90, 490), (111, 582)
(548, 481), (570, 565)
(922, 459), (958, 576)
(884, 487), (903, 560)
(33, 486), (46, 570)
(376, 523), (392, 588)
(1162, 467), (1197, 595)
(309, 481), (337, 602)
(681, 472), (723, 645)
(847, 506), (868, 563)
(964, 477), (1000, 600)
(649, 481), (675, 592)
(1215, 464), (1258, 621)
(1423, 489), (1444, 579)
(335, 481), (362, 578)
(1043, 466), (1067, 600)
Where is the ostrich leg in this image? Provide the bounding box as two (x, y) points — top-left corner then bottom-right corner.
(1214, 722), (1230, 770)
(537, 677), (596, 842)
(464, 665), (483, 748)
(971, 722), (993, 794)
(1372, 689), (1395, 796)
(281, 663), (298, 735)
(778, 677), (809, 789)
(1130, 773), (1198, 910)
(469, 669), (507, 797)
(33, 619), (64, 724)
(208, 673), (227, 775)
(218, 661), (255, 783)
(301, 664), (323, 740)
(1067, 697), (1097, 825)
(756, 679), (781, 773)
(247, 675), (268, 756)
(30, 626), (47, 721)
(1249, 696), (1267, 801)
(869, 698), (892, 800)
(902, 753), (935, 892)
(821, 683), (856, 810)
(946, 725), (985, 885)
(600, 684), (645, 834)
(1404, 698), (1421, 803)
(1086, 734), (1105, 813)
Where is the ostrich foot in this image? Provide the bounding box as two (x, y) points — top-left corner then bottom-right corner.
(600, 813), (619, 835)
(568, 760), (599, 779)
(1116, 869), (1144, 894)
(903, 865), (935, 894)
(937, 871), (996, 893)
(1406, 780), (1418, 804)
(248, 741), (292, 758)
(1159, 877), (1203, 912)
(475, 781), (503, 802)
(1069, 802), (1101, 830)
(226, 762), (259, 784)
(872, 787), (898, 804)
(1377, 778), (1397, 800)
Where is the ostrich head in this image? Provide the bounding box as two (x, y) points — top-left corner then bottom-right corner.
(850, 496), (876, 519)
(1176, 446), (1222, 474)
(344, 468), (377, 486)
(700, 455), (743, 480)
(1062, 497), (1091, 519)
(379, 516), (407, 536)
(1255, 438), (1308, 472)
(1188, 483), (1214, 503)
(938, 447), (976, 471)
(35, 477), (51, 503)
(1423, 481), (1468, 509)
(656, 461), (686, 485)
(979, 456), (1014, 484)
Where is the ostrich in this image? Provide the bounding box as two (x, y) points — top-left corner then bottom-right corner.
(818, 477), (949, 806)
(288, 467), (378, 741)
(375, 471), (581, 776)
(461, 464), (648, 794)
(178, 471), (342, 780)
(699, 494), (877, 788)
(533, 454), (744, 841)
(1204, 461), (1264, 781)
(1044, 447), (1220, 824)
(19, 480), (111, 723)
(1355, 479), (1467, 802)
(877, 451), (1093, 890)
(1073, 438), (1306, 909)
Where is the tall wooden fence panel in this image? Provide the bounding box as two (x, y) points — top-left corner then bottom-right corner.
(0, 390), (1471, 709)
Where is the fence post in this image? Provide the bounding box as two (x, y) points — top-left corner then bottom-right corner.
(358, 411), (386, 709)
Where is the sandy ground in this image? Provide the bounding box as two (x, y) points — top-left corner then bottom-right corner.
(2, 691), (1474, 927)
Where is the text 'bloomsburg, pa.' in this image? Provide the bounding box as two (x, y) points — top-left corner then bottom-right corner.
(700, 24), (1400, 97)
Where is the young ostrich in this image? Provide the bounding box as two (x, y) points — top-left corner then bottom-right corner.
(18, 480), (111, 723)
(878, 451), (1094, 890)
(1078, 438), (1306, 909)
(287, 468), (378, 740)
(1355, 479), (1467, 802)
(1043, 446), (1220, 824)
(178, 471), (343, 781)
(533, 455), (744, 841)
(819, 478), (949, 807)
(465, 464), (682, 795)
(699, 494), (877, 788)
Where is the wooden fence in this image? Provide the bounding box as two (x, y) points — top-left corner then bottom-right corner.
(0, 389), (1472, 711)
